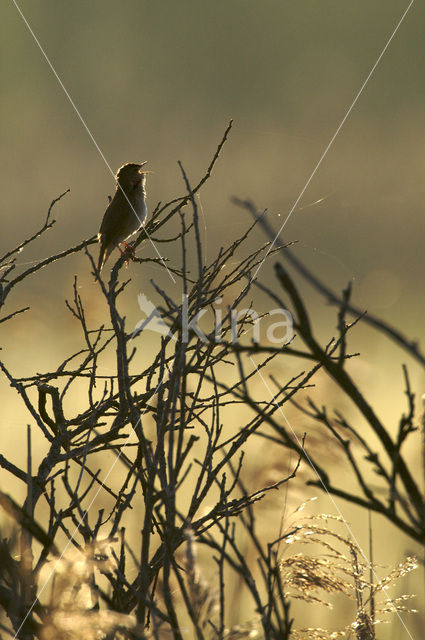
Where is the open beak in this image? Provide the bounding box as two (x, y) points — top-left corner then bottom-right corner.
(138, 161), (148, 172)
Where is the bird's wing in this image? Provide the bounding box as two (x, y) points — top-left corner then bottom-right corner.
(99, 191), (124, 239)
(96, 192), (124, 275)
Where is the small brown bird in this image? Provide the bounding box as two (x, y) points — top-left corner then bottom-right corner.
(97, 162), (148, 275)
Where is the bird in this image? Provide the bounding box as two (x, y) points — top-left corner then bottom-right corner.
(96, 162), (148, 276)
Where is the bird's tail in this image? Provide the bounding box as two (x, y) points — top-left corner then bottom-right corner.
(95, 239), (108, 282)
(97, 246), (106, 275)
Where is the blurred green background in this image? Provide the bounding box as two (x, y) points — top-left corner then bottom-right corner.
(2, 1), (425, 339)
(1, 0), (424, 635)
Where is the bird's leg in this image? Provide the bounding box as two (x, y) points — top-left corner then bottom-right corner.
(122, 241), (137, 260)
(116, 241), (136, 269)
(114, 244), (130, 268)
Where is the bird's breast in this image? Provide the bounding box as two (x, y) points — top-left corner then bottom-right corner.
(133, 191), (147, 225)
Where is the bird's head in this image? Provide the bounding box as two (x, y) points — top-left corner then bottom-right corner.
(116, 162), (148, 189)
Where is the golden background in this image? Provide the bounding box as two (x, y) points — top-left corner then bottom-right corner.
(1, 1), (424, 636)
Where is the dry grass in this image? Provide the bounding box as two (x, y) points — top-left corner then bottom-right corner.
(0, 504), (418, 639)
(280, 512), (418, 639)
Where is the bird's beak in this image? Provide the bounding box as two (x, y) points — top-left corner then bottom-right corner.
(138, 161), (148, 172)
